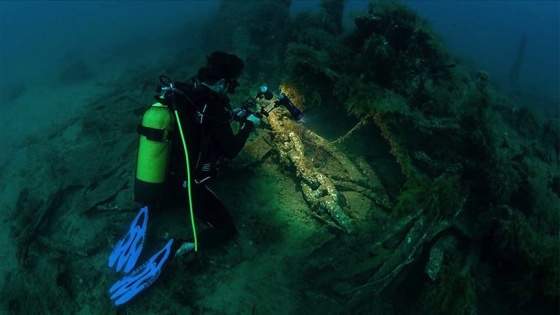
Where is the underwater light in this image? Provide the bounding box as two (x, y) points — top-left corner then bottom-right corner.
(276, 92), (304, 122)
(246, 84), (305, 122)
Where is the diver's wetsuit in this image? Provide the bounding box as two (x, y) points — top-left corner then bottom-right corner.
(166, 77), (253, 251)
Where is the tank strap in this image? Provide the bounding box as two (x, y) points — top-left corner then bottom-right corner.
(137, 125), (171, 142)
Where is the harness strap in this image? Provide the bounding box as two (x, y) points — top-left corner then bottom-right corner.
(137, 125), (171, 142)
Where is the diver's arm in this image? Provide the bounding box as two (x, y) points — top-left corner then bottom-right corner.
(214, 120), (253, 159)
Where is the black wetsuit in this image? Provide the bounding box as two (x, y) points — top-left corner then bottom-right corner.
(166, 77), (253, 250)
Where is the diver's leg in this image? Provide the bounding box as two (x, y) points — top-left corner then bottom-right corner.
(189, 184), (237, 250)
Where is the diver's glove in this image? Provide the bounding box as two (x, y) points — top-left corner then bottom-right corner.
(108, 206), (149, 273)
(109, 239), (174, 306)
(233, 107), (250, 121)
(246, 114), (261, 127)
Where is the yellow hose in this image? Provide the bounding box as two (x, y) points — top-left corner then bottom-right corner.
(173, 110), (198, 252)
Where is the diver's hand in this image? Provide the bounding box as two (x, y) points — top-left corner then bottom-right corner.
(233, 107), (250, 122)
(247, 114), (260, 127)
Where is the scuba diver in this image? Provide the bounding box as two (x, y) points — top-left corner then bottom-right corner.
(106, 51), (261, 306)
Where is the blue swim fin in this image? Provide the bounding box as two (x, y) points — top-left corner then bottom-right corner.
(108, 206), (149, 273)
(109, 239), (174, 306)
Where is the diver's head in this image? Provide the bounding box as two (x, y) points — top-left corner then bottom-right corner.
(198, 51), (244, 96)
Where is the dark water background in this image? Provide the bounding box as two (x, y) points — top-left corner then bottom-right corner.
(1, 0), (558, 106)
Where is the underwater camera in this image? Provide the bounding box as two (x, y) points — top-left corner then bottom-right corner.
(246, 85), (304, 122)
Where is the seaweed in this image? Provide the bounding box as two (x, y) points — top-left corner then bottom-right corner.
(350, 0), (452, 101)
(394, 173), (464, 220)
(307, 0), (559, 311)
(207, 0), (292, 82)
(423, 259), (487, 315)
(283, 42), (334, 107)
(494, 206), (559, 305)
(318, 0), (345, 35)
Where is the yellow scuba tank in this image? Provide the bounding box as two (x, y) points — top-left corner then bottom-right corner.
(134, 102), (174, 205)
